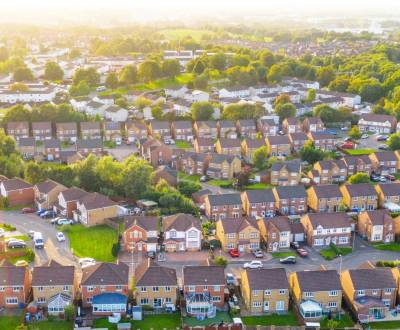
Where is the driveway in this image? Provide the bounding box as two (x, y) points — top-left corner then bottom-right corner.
(0, 210), (76, 266)
(106, 144), (138, 161)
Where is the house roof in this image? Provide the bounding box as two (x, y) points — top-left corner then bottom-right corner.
(150, 120), (170, 130)
(105, 105), (125, 113)
(342, 155), (372, 166)
(209, 153), (238, 164)
(124, 216), (159, 232)
(182, 151), (209, 162)
(32, 260), (74, 286)
(207, 193), (242, 206)
(362, 209), (392, 226)
(195, 138), (214, 146)
(60, 187), (88, 202)
(81, 262), (129, 286)
(1, 178), (32, 191)
(162, 213), (201, 232)
(80, 122), (101, 130)
(284, 117), (301, 125)
(238, 119), (256, 127)
(218, 138), (241, 148)
(104, 121), (121, 130)
(243, 139), (264, 149)
(56, 122), (77, 131)
(246, 268), (289, 290)
(377, 183), (400, 196)
(348, 268), (397, 290)
(135, 259), (177, 287)
(305, 117), (323, 125)
(289, 132), (308, 141)
(172, 121), (192, 129)
(35, 179), (64, 194)
(311, 184), (342, 198)
(183, 265), (225, 286)
(316, 159), (347, 170)
(0, 261), (27, 286)
(263, 216), (291, 232)
(44, 138), (61, 149)
(266, 135), (291, 145)
(308, 131), (336, 140)
(196, 121), (217, 129)
(306, 212), (351, 229)
(219, 120), (236, 128)
(32, 121), (51, 130)
(343, 183), (377, 197)
(243, 189), (276, 203)
(218, 217), (258, 234)
(77, 138), (102, 149)
(274, 185), (307, 199)
(372, 151), (398, 162)
(296, 270), (341, 292)
(78, 192), (116, 210)
(7, 121), (29, 130)
(271, 160), (301, 173)
(360, 114), (396, 124)
(18, 137), (35, 147)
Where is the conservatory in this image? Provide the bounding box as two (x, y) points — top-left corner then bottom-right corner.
(300, 300), (323, 319)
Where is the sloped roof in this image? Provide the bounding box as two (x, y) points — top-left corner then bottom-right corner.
(135, 259), (177, 286)
(81, 262), (129, 286)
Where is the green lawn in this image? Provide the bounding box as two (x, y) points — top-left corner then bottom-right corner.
(395, 173), (400, 180)
(99, 87), (129, 96)
(369, 321), (400, 329)
(0, 223), (16, 231)
(373, 243), (400, 252)
(62, 224), (118, 262)
(0, 316), (22, 329)
(159, 28), (215, 41)
(175, 140), (192, 149)
(0, 205), (30, 211)
(272, 251), (296, 258)
(28, 321), (73, 330)
(95, 314), (181, 330)
(104, 140), (117, 149)
(345, 149), (375, 155)
(208, 179), (233, 188)
(184, 312), (231, 327)
(134, 73), (194, 91)
(320, 246), (352, 260)
(178, 172), (201, 182)
(241, 311), (299, 326)
(320, 314), (354, 329)
(244, 183), (273, 190)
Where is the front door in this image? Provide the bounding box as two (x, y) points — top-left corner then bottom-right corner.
(153, 298), (163, 308)
(264, 301), (269, 312)
(272, 242), (278, 252)
(325, 237), (331, 245)
(137, 243), (142, 251)
(179, 242), (185, 251)
(276, 300), (285, 311)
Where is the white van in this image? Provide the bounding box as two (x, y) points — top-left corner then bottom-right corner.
(33, 232), (44, 249)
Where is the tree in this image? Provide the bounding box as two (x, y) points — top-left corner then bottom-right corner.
(193, 75), (208, 90)
(69, 80), (90, 97)
(274, 94), (291, 108)
(259, 50), (276, 68)
(348, 172), (371, 184)
(316, 67), (335, 87)
(275, 103), (296, 123)
(135, 96), (152, 109)
(122, 156), (153, 199)
(191, 101), (214, 121)
(24, 162), (46, 184)
(178, 181), (201, 197)
(359, 82), (385, 103)
(306, 89), (316, 103)
(299, 141), (325, 164)
(77, 155), (102, 192)
(119, 65), (137, 85)
(387, 133), (400, 150)
(222, 103), (264, 120)
(9, 83), (28, 92)
(0, 46), (9, 61)
(209, 53), (227, 71)
(138, 60), (161, 82)
(44, 61), (64, 81)
(105, 72), (119, 89)
(13, 67), (34, 82)
(151, 106), (163, 120)
(348, 126), (362, 140)
(214, 256), (228, 267)
(161, 59), (180, 78)
(68, 48), (81, 60)
(252, 146), (268, 169)
(72, 67), (99, 86)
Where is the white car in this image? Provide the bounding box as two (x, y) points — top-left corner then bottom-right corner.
(243, 260), (263, 269)
(361, 133), (369, 139)
(79, 257), (96, 268)
(57, 219), (73, 225)
(0, 228), (4, 234)
(56, 232), (66, 242)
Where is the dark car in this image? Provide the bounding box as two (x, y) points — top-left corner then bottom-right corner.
(290, 242), (300, 249)
(279, 256), (297, 264)
(229, 249), (240, 258)
(22, 207), (36, 214)
(385, 174), (396, 181)
(296, 248), (308, 257)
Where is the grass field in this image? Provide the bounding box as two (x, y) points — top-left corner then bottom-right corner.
(159, 28), (215, 41)
(272, 251), (296, 258)
(320, 246), (352, 260)
(373, 242), (400, 252)
(244, 183), (273, 190)
(28, 321), (73, 330)
(184, 312), (231, 327)
(345, 149), (375, 155)
(134, 73), (194, 91)
(369, 321), (400, 329)
(0, 316), (22, 329)
(62, 224), (118, 262)
(208, 179), (233, 188)
(242, 311), (299, 326)
(175, 140), (192, 149)
(95, 314), (181, 330)
(320, 314), (354, 329)
(178, 172), (201, 182)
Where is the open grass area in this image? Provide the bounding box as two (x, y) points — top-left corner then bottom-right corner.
(208, 179), (233, 188)
(272, 251), (296, 258)
(159, 28), (215, 41)
(241, 311), (299, 326)
(62, 224), (118, 262)
(320, 246), (352, 260)
(184, 312), (231, 327)
(373, 242), (400, 252)
(99, 87), (129, 96)
(178, 172), (201, 182)
(345, 149), (375, 155)
(320, 314), (354, 329)
(369, 320), (400, 329)
(0, 223), (16, 231)
(95, 314), (181, 330)
(395, 173), (400, 180)
(28, 320), (73, 330)
(0, 205), (30, 211)
(175, 140), (193, 149)
(244, 183), (273, 190)
(0, 315), (22, 329)
(134, 73), (194, 91)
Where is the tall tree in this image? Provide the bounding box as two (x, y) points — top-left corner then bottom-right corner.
(13, 67), (34, 82)
(191, 102), (214, 121)
(161, 59), (180, 78)
(138, 60), (161, 82)
(118, 65), (137, 85)
(106, 72), (119, 89)
(44, 61), (64, 81)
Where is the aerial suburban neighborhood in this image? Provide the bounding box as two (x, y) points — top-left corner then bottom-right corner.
(2, 1), (400, 330)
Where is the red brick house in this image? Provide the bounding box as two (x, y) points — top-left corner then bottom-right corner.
(0, 178), (34, 207)
(272, 185), (307, 216)
(122, 216), (159, 253)
(53, 187), (88, 218)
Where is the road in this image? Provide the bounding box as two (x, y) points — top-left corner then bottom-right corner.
(1, 210), (76, 266)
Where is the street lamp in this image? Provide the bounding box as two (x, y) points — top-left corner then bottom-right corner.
(338, 254), (343, 274)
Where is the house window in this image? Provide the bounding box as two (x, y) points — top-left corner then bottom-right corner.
(384, 288), (393, 295)
(116, 285), (122, 291)
(372, 290), (378, 295)
(100, 286), (106, 292)
(165, 286), (171, 292)
(357, 290), (365, 296)
(38, 286), (44, 292)
(140, 298), (149, 305)
(252, 301), (262, 307)
(37, 297), (46, 303)
(87, 286), (94, 292)
(203, 285), (208, 291)
(12, 286), (20, 292)
(252, 290), (258, 296)
(188, 230), (198, 238)
(339, 237), (348, 244)
(328, 302), (337, 308)
(264, 290), (271, 296)
(212, 296), (221, 302)
(63, 285), (69, 292)
(170, 231), (177, 238)
(165, 297), (172, 303)
(279, 289), (286, 295)
(329, 290), (338, 296)
(213, 286), (220, 292)
(6, 297), (18, 304)
(304, 292), (313, 298)
(0, 287), (4, 291)
(188, 286), (195, 292)
(152, 286), (159, 292)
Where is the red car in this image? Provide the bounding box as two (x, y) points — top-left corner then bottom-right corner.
(229, 249), (240, 258)
(341, 141), (354, 149)
(296, 248), (308, 257)
(22, 207), (36, 214)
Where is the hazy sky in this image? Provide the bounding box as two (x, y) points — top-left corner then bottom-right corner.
(2, 0), (400, 25)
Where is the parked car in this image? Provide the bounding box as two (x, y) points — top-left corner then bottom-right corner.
(200, 175), (208, 182)
(28, 230), (35, 238)
(229, 248), (240, 258)
(243, 260), (263, 269)
(341, 141), (354, 149)
(379, 176), (387, 183)
(79, 257), (96, 268)
(40, 210), (56, 218)
(280, 256), (296, 264)
(385, 174), (396, 181)
(226, 273), (236, 285)
(377, 135), (388, 141)
(56, 232), (66, 242)
(36, 209), (46, 216)
(57, 218), (73, 225)
(361, 134), (369, 139)
(22, 207), (36, 214)
(378, 144), (388, 150)
(252, 249), (264, 258)
(371, 173), (380, 182)
(0, 228), (4, 235)
(290, 242), (300, 249)
(296, 248), (308, 257)
(8, 240), (27, 249)
(15, 260), (29, 267)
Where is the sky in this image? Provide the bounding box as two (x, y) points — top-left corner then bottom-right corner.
(2, 0), (400, 25)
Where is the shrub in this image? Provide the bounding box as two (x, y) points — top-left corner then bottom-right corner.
(64, 305), (75, 321)
(111, 242), (121, 257)
(214, 256), (228, 267)
(376, 260), (400, 267)
(25, 248), (35, 262)
(329, 242), (340, 256)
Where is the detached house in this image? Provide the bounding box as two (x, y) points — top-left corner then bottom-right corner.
(369, 151), (399, 175)
(206, 153), (241, 180)
(104, 105), (128, 122)
(32, 260), (76, 315)
(0, 178), (34, 207)
(241, 189), (276, 218)
(342, 155), (373, 176)
(32, 121), (52, 141)
(357, 210), (394, 243)
(216, 217), (260, 252)
(177, 152), (210, 176)
(375, 183), (400, 208)
(313, 160), (347, 184)
(80, 122), (101, 140)
(74, 192), (118, 227)
(303, 117), (324, 133)
(53, 187), (88, 218)
(307, 184), (344, 213)
(341, 267), (397, 322)
(193, 121), (218, 139)
(123, 216), (159, 252)
(258, 216), (291, 252)
(301, 212), (352, 247)
(265, 136), (291, 157)
(205, 193), (242, 220)
(273, 185), (307, 216)
(183, 265), (225, 317)
(43, 139), (61, 161)
(81, 262), (130, 315)
(290, 270), (342, 320)
(34, 179), (67, 210)
(18, 137), (36, 160)
(340, 183), (378, 212)
(0, 261), (30, 309)
(171, 121), (193, 142)
(241, 268), (289, 314)
(162, 213), (202, 252)
(56, 122), (77, 143)
(358, 114), (397, 134)
(308, 132), (336, 151)
(135, 259), (178, 310)
(282, 118), (302, 134)
(215, 138), (241, 155)
(148, 120), (171, 139)
(7, 121), (29, 142)
(270, 160), (301, 186)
